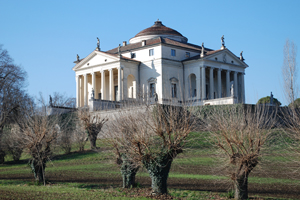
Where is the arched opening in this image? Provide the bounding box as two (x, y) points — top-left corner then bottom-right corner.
(188, 74), (196, 97)
(127, 74), (136, 99)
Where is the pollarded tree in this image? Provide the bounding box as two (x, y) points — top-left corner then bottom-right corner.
(108, 103), (199, 194)
(257, 96), (281, 106)
(78, 109), (107, 150)
(205, 105), (276, 200)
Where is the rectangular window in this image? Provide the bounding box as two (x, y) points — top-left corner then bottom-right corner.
(172, 83), (177, 98)
(185, 52), (190, 58)
(171, 49), (176, 56)
(150, 83), (155, 97)
(131, 53), (136, 58)
(149, 49), (154, 56)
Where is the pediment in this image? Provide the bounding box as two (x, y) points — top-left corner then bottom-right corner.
(205, 49), (248, 68)
(72, 51), (120, 71)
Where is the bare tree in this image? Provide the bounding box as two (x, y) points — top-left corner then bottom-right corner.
(78, 109), (107, 150)
(205, 105), (276, 200)
(282, 39), (298, 105)
(107, 103), (198, 194)
(0, 44), (29, 163)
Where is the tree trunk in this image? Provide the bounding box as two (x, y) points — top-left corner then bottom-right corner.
(234, 175), (249, 200)
(143, 155), (172, 195)
(88, 133), (97, 150)
(121, 163), (139, 188)
(30, 159), (46, 184)
(0, 150), (5, 164)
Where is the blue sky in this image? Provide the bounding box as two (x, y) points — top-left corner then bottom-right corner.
(1, 0), (300, 105)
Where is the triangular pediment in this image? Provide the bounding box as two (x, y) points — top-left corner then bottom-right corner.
(204, 49), (248, 68)
(72, 51), (120, 71)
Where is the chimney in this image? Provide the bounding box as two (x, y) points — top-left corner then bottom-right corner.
(123, 41), (127, 46)
(142, 40), (146, 46)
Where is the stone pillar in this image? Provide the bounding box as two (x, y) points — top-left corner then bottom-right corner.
(226, 70), (230, 97)
(109, 69), (114, 101)
(241, 73), (245, 103)
(217, 68), (222, 98)
(91, 72), (95, 98)
(196, 77), (200, 100)
(76, 75), (80, 108)
(118, 67), (122, 101)
(201, 66), (206, 100)
(234, 71), (238, 98)
(101, 70), (105, 100)
(84, 74), (87, 107)
(209, 67), (214, 99)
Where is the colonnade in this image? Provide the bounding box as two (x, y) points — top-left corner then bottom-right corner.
(75, 67), (123, 107)
(195, 66), (245, 103)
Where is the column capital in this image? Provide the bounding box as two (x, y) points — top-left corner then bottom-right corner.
(234, 71), (238, 74)
(210, 67), (215, 70)
(91, 72), (95, 75)
(83, 73), (87, 77)
(218, 68), (222, 71)
(108, 68), (113, 72)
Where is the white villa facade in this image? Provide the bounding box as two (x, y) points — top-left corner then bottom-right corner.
(72, 20), (248, 110)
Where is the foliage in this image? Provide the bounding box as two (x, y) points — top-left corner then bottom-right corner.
(257, 96), (282, 106)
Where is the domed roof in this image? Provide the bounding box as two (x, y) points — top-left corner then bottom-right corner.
(135, 20), (183, 37)
(129, 20), (188, 44)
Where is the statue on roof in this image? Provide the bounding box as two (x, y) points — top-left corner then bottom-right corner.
(49, 95), (53, 107)
(118, 44), (121, 54)
(240, 51), (244, 61)
(221, 35), (225, 49)
(77, 54), (79, 61)
(201, 42), (205, 58)
(96, 37), (100, 50)
(270, 92), (274, 105)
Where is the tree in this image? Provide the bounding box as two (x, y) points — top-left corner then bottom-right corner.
(282, 39), (298, 106)
(0, 44), (29, 163)
(107, 103), (199, 194)
(205, 105), (276, 200)
(257, 96), (281, 106)
(78, 109), (107, 150)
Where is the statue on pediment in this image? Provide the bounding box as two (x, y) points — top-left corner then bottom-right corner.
(77, 54), (79, 61)
(97, 37), (100, 50)
(240, 51), (244, 61)
(49, 95), (53, 107)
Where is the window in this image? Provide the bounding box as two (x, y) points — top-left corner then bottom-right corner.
(131, 53), (136, 58)
(149, 49), (154, 56)
(186, 52), (190, 58)
(150, 83), (155, 97)
(171, 83), (177, 98)
(171, 49), (176, 56)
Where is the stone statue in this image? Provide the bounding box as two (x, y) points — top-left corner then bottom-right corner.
(270, 92), (274, 105)
(49, 95), (53, 107)
(118, 44), (121, 54)
(201, 42), (205, 57)
(77, 54), (79, 61)
(240, 51), (244, 61)
(230, 81), (234, 96)
(221, 35), (225, 45)
(154, 92), (158, 102)
(91, 88), (95, 99)
(97, 37), (100, 49)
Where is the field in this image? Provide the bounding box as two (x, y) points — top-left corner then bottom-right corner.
(0, 132), (300, 200)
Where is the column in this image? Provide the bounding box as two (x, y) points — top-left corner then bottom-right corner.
(118, 67), (122, 101)
(109, 69), (114, 101)
(234, 71), (238, 97)
(101, 70), (105, 100)
(84, 74), (87, 106)
(209, 67), (214, 99)
(241, 73), (245, 103)
(217, 68), (222, 98)
(201, 66), (206, 100)
(196, 77), (200, 100)
(226, 70), (230, 97)
(76, 75), (80, 107)
(91, 72), (95, 99)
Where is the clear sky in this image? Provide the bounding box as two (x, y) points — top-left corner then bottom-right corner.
(1, 0), (300, 105)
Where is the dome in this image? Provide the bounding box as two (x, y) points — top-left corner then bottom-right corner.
(129, 20), (188, 44)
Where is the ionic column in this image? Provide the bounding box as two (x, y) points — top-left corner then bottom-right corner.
(101, 70), (105, 100)
(118, 67), (122, 101)
(226, 70), (230, 97)
(109, 68), (114, 101)
(217, 68), (222, 98)
(196, 77), (200, 100)
(234, 71), (238, 97)
(209, 67), (214, 99)
(241, 73), (245, 103)
(201, 66), (206, 100)
(84, 74), (87, 106)
(91, 72), (95, 98)
(76, 75), (80, 108)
